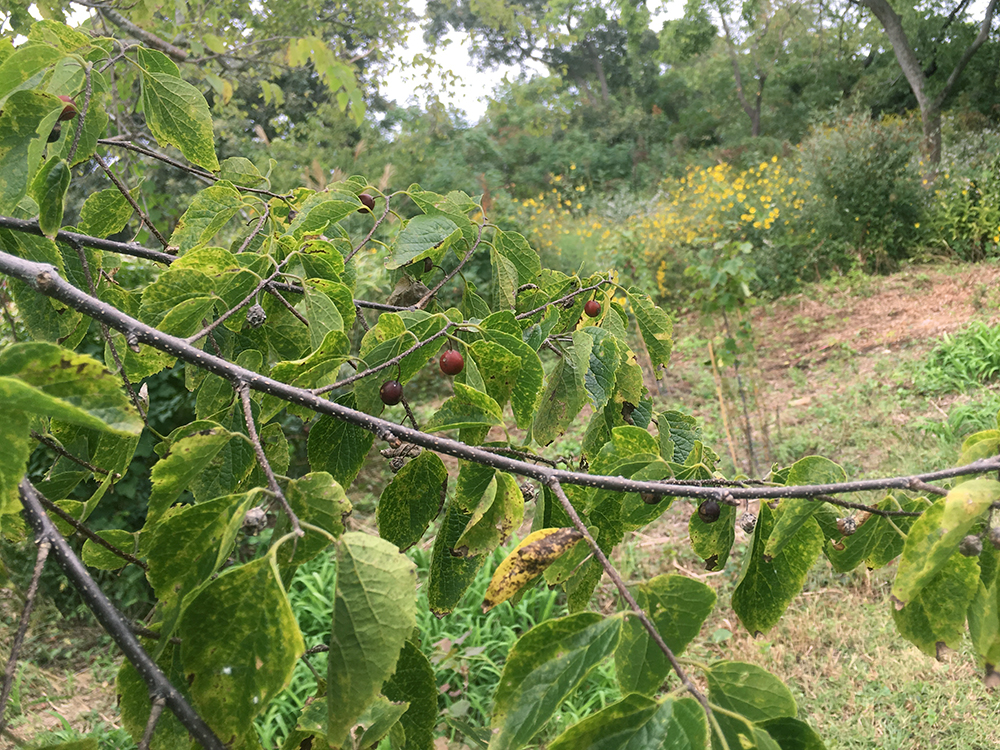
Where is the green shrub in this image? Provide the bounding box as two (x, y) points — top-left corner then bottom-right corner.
(928, 146), (1000, 262)
(798, 113), (925, 270)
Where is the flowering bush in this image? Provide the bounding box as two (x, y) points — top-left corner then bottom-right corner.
(927, 144), (1000, 262)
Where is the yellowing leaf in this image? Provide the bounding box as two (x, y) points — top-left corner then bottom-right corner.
(483, 527), (584, 612)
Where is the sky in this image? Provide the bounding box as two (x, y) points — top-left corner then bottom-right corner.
(380, 0), (686, 122)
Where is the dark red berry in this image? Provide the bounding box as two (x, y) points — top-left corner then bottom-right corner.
(698, 499), (721, 524)
(57, 95), (77, 121)
(359, 193), (375, 213)
(440, 350), (464, 376)
(584, 299), (601, 318)
(47, 124), (61, 143)
(380, 379), (403, 405)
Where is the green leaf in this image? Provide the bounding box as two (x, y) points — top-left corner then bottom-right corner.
(424, 382), (505, 433)
(168, 182), (243, 253)
(146, 423), (232, 527)
(615, 574), (717, 696)
(707, 661), (796, 722)
(77, 187), (135, 238)
(731, 502), (824, 635)
(548, 694), (708, 750)
(765, 456), (846, 561)
(219, 156), (269, 189)
(81, 529), (136, 570)
(893, 552), (979, 657)
(286, 197), (362, 238)
(590, 425), (658, 477)
(491, 245), (518, 311)
(0, 412), (29, 523)
(387, 214), (461, 270)
(891, 479), (1000, 607)
(307, 395), (375, 487)
(377, 451), (448, 551)
(0, 44), (63, 102)
(146, 493), (253, 607)
(576, 328), (621, 412)
(302, 280), (345, 349)
(454, 472), (524, 557)
(469, 340), (522, 413)
(427, 462), (495, 614)
(140, 70), (219, 171)
(659, 411), (700, 463)
(825, 495), (921, 572)
(0, 342), (142, 435)
(327, 532), (418, 748)
(353, 696), (411, 749)
(0, 90), (62, 213)
(138, 267), (215, 329)
(29, 156), (69, 237)
(627, 290), (673, 378)
(178, 557), (304, 737)
(0, 227), (82, 342)
(490, 612), (623, 750)
(382, 640), (438, 750)
(532, 341), (589, 446)
(494, 229), (541, 286)
(758, 717), (827, 750)
(960, 430), (1000, 464)
(274, 472), (351, 565)
(969, 575), (1000, 667)
(427, 495), (488, 616)
(483, 330), (544, 430)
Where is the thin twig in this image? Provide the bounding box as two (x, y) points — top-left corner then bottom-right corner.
(236, 383), (302, 537)
(0, 216), (175, 265)
(547, 479), (715, 717)
(69, 241), (149, 427)
(66, 64), (92, 164)
(187, 254), (295, 344)
(94, 153), (171, 249)
(37, 493), (147, 569)
(137, 697), (166, 750)
(236, 205), (271, 253)
(0, 540), (50, 734)
(313, 323), (453, 395)
(344, 197), (393, 262)
(415, 225), (485, 309)
(263, 285), (310, 327)
(400, 394), (420, 430)
(31, 429), (116, 477)
(515, 276), (612, 320)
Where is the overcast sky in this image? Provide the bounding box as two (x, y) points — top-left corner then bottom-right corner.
(381, 0), (686, 122)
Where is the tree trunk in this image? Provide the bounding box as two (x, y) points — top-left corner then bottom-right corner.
(860, 0), (998, 164)
(718, 8), (764, 137)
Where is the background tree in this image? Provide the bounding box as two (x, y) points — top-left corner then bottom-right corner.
(859, 0), (999, 163)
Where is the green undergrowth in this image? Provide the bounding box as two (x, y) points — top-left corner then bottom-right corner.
(914, 321), (1000, 394)
(255, 540), (622, 748)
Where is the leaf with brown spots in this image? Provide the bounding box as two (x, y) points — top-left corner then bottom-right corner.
(483, 527), (585, 612)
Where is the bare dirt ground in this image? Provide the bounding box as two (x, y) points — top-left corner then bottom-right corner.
(751, 264), (1000, 372)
